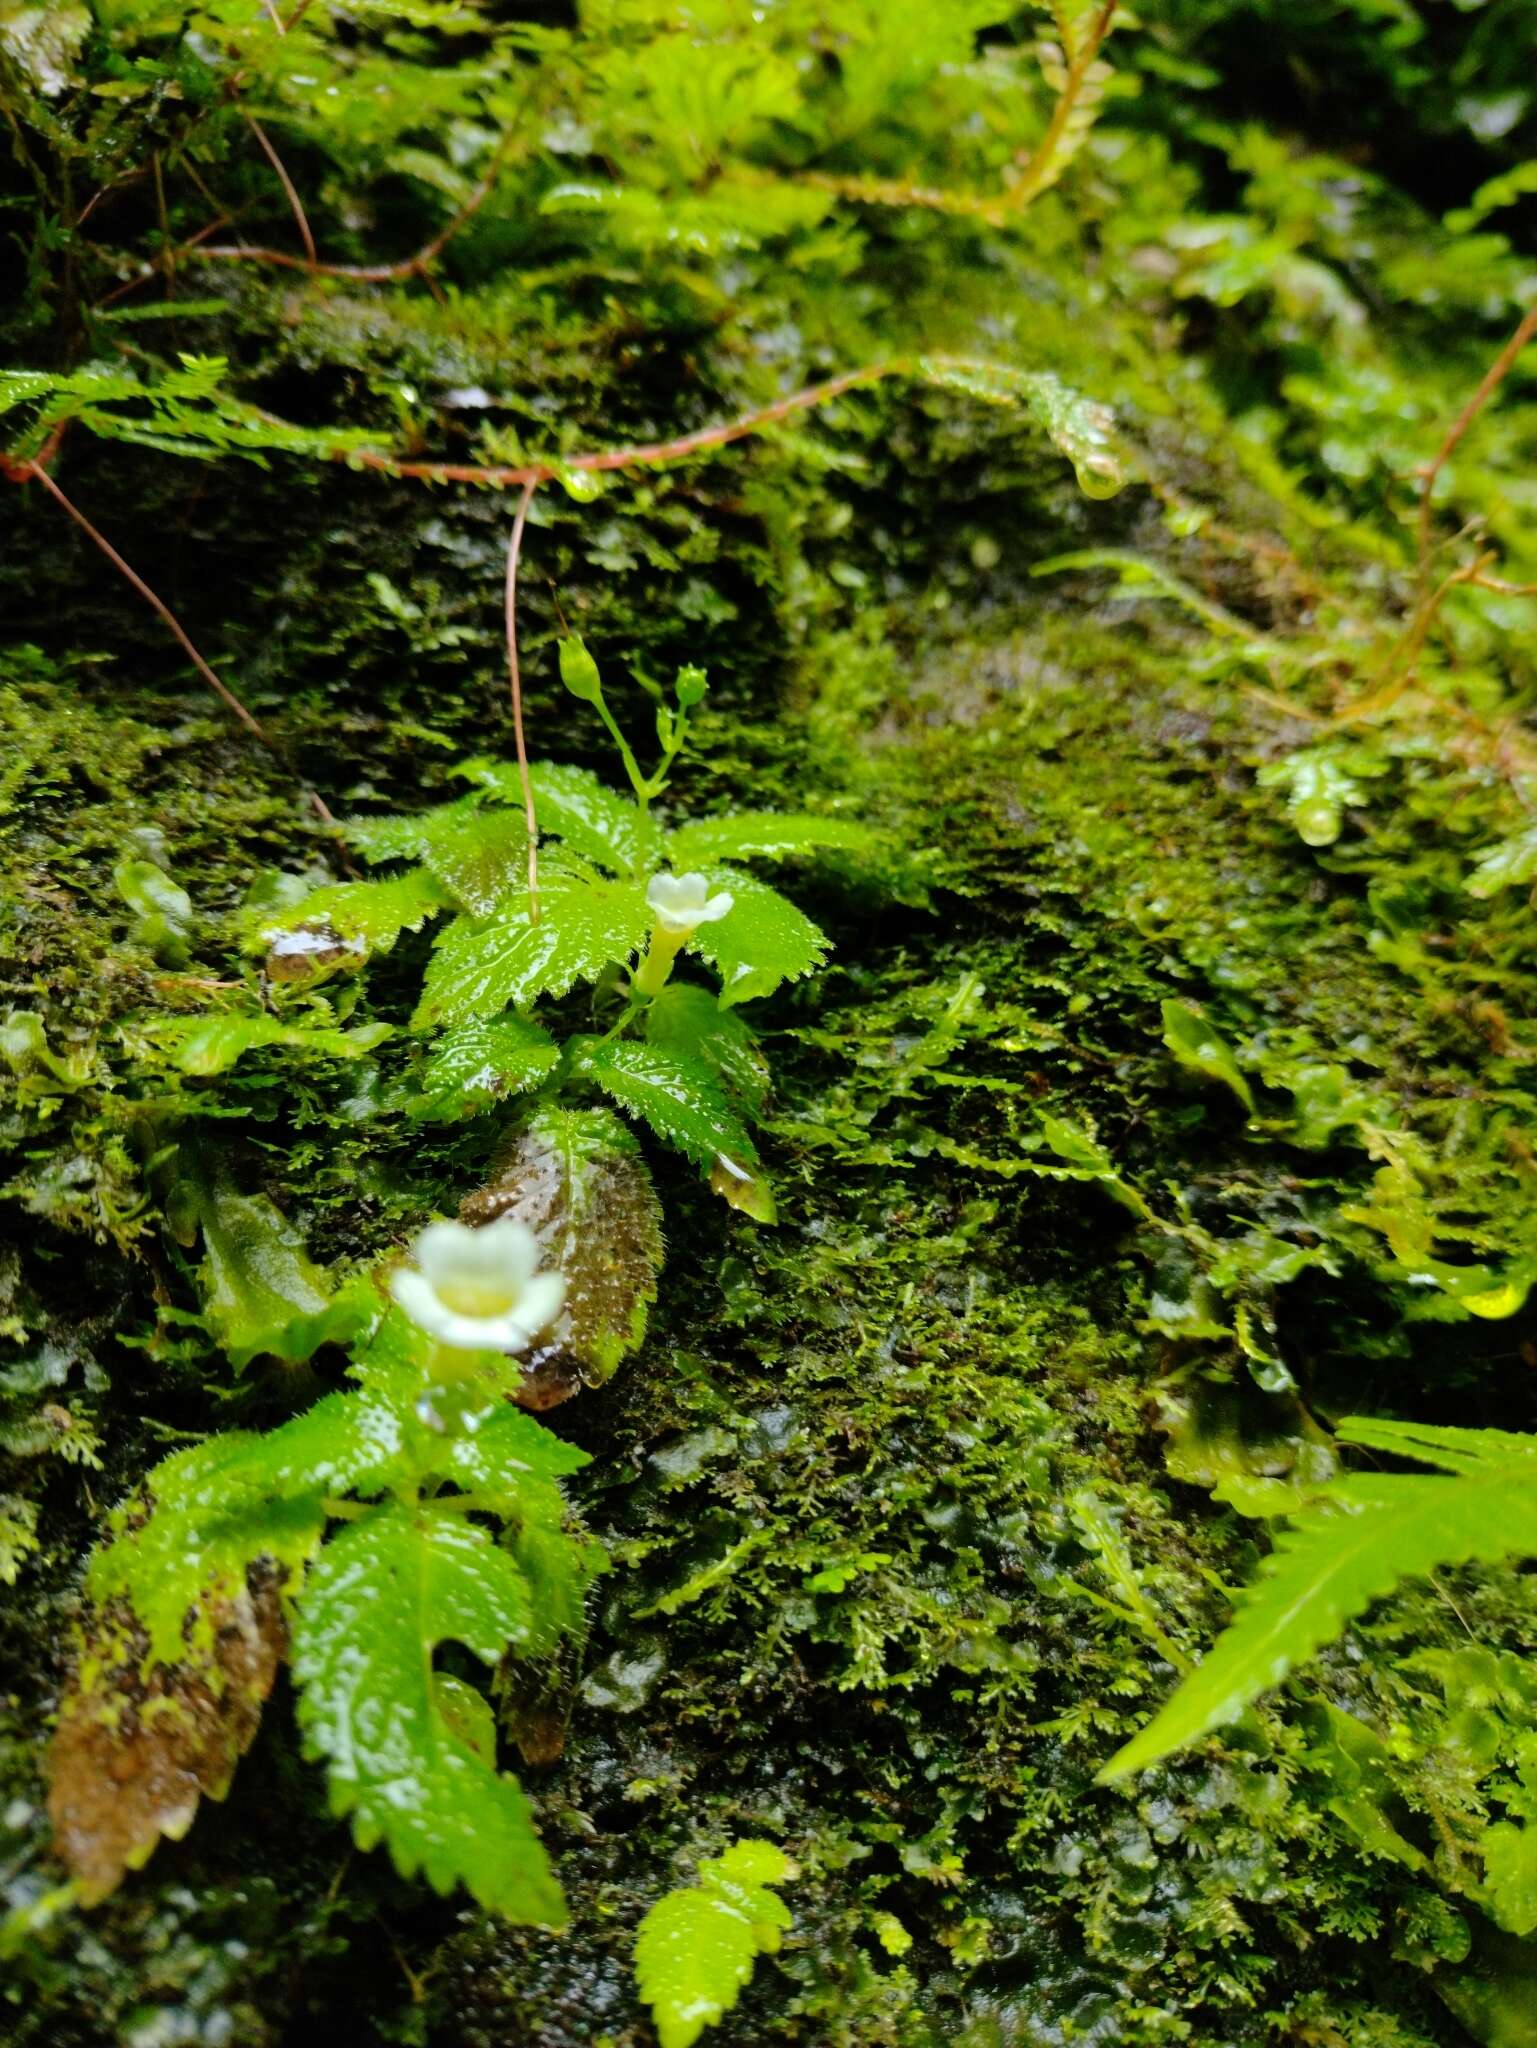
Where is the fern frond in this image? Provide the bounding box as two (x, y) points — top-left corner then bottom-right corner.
(1100, 1421), (1537, 1782)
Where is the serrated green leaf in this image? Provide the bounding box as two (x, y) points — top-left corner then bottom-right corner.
(413, 873), (651, 1029)
(643, 982), (770, 1111)
(260, 868), (451, 970)
(566, 1038), (758, 1176)
(86, 1384), (413, 1670)
(707, 1839), (798, 1891)
(342, 801), (483, 866)
(665, 811), (882, 868)
(291, 1502), (565, 1925)
(0, 4), (89, 96)
(636, 1841), (796, 2048)
(636, 1889), (763, 2048)
(421, 807), (534, 917)
(1099, 1429), (1537, 1782)
(342, 797), (536, 916)
(1159, 999), (1254, 1113)
(153, 1013), (392, 1077)
(684, 867), (829, 1009)
(91, 1491), (326, 1673)
(407, 1016), (560, 1122)
(462, 1104), (663, 1391)
(460, 759), (664, 874)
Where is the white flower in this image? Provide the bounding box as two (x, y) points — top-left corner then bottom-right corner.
(390, 1217), (565, 1353)
(646, 870), (735, 935)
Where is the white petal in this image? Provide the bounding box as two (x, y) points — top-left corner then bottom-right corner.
(390, 1267), (457, 1336)
(413, 1218), (480, 1283)
(472, 1215), (540, 1289)
(696, 890), (734, 925)
(515, 1270), (566, 1336)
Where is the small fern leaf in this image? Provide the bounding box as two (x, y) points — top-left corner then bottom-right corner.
(462, 758), (664, 875)
(1335, 1416), (1537, 1474)
(684, 867), (829, 1009)
(666, 811), (882, 868)
(412, 874), (651, 1029)
(291, 1501), (565, 1925)
(635, 1842), (796, 2048)
(1100, 1454), (1537, 1781)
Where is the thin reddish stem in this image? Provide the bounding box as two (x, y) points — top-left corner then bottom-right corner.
(21, 462), (272, 742)
(18, 461), (344, 828)
(504, 478), (541, 923)
(346, 363), (896, 491)
(190, 141), (510, 285)
(1416, 300), (1537, 580)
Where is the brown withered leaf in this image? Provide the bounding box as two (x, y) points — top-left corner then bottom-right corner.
(48, 1568), (285, 1904)
(461, 1103), (663, 1410)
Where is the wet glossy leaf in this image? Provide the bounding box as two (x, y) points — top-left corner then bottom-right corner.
(1159, 999), (1255, 1113)
(291, 1501), (566, 1925)
(116, 857), (194, 964)
(153, 1013), (392, 1076)
(567, 1038), (760, 1179)
(636, 1840), (796, 2048)
(0, 4), (90, 97)
(462, 1104), (663, 1400)
(666, 811), (883, 868)
(412, 872), (651, 1029)
(1484, 1816), (1537, 1937)
(85, 1390), (409, 1667)
(407, 1015), (560, 1122)
(460, 759), (664, 874)
(261, 867), (450, 980)
(185, 1168), (374, 1371)
(1468, 824), (1537, 898)
(643, 982), (770, 1111)
(684, 866), (829, 1009)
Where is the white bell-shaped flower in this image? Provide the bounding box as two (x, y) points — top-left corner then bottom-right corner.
(646, 870), (735, 935)
(390, 1217), (564, 1354)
